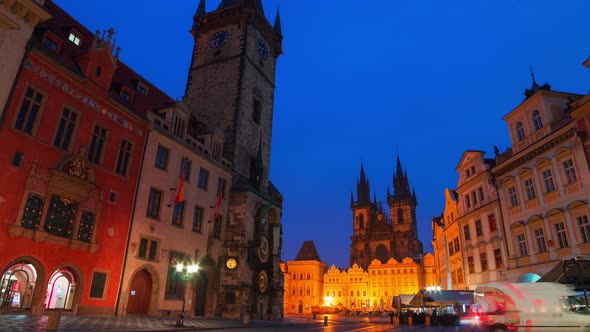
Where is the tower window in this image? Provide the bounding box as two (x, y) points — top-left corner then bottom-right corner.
(515, 121), (525, 142)
(252, 98), (261, 124)
(68, 32), (82, 46)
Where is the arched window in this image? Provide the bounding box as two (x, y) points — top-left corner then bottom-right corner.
(532, 110), (543, 131)
(299, 287), (303, 296)
(292, 287), (296, 295)
(306, 287), (310, 295)
(358, 214), (364, 229)
(299, 273), (303, 280)
(516, 122), (525, 141)
(306, 273), (311, 280)
(292, 273), (296, 280)
(397, 208), (403, 224)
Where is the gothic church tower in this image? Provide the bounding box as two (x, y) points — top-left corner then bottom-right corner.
(184, 0), (284, 320)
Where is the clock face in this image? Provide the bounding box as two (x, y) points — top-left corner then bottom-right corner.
(257, 39), (268, 60)
(258, 236), (270, 263)
(258, 270), (268, 293)
(210, 30), (229, 49)
(226, 258), (237, 270)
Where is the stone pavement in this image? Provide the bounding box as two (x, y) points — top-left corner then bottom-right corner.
(0, 314), (291, 332)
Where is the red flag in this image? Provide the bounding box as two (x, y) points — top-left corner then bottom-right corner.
(209, 179), (224, 223)
(170, 159), (187, 207)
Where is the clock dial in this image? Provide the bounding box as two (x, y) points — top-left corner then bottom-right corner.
(226, 258), (237, 270)
(257, 39), (268, 60)
(210, 30), (229, 49)
(258, 270), (268, 293)
(258, 236), (270, 263)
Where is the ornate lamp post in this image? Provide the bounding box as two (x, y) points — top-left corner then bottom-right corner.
(175, 262), (199, 327)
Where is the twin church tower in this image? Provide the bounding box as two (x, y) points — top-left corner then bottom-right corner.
(350, 157), (424, 268)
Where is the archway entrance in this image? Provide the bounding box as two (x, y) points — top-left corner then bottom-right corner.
(0, 261), (38, 309)
(298, 301), (303, 314)
(127, 270), (152, 314)
(46, 268), (77, 310)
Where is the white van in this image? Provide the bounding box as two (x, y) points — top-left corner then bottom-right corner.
(472, 282), (589, 332)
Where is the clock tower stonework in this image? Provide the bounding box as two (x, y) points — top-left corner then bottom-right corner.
(184, 0), (284, 321)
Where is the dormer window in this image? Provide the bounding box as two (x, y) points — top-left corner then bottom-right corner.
(68, 32), (82, 46)
(42, 33), (61, 53)
(120, 87), (134, 103)
(136, 82), (149, 96)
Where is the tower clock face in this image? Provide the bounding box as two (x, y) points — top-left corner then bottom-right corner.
(258, 270), (268, 293)
(210, 30), (229, 49)
(226, 258), (237, 270)
(258, 236), (270, 263)
(257, 39), (268, 60)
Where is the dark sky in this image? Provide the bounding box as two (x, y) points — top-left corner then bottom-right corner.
(55, 1), (590, 268)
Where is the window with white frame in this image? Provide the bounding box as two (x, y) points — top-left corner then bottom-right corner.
(516, 122), (525, 141)
(517, 233), (528, 256)
(508, 186), (518, 207)
(562, 159), (577, 184)
(542, 169), (555, 192)
(577, 215), (590, 243)
(524, 178), (536, 200)
(532, 109), (543, 131)
(554, 222), (568, 249)
(68, 32), (82, 46)
(534, 228), (547, 253)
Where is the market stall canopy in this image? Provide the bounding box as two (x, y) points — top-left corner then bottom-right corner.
(410, 290), (474, 307)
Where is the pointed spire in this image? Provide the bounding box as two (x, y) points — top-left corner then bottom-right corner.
(195, 0), (206, 17)
(350, 192), (354, 208)
(524, 66), (551, 100)
(393, 154), (412, 201)
(356, 162), (370, 205)
(273, 5), (282, 36)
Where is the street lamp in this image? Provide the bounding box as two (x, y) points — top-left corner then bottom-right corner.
(175, 262), (199, 327)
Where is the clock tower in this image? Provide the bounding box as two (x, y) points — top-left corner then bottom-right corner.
(184, 0), (284, 321)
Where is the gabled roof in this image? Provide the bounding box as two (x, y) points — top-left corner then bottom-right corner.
(294, 240), (322, 262)
(34, 1), (175, 117)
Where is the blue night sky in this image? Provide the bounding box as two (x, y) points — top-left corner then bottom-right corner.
(56, 1), (590, 268)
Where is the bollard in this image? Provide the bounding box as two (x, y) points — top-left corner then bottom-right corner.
(175, 313), (184, 327)
(323, 315), (328, 326)
(46, 311), (62, 331)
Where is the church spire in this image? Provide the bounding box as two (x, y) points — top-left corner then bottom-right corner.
(273, 6), (282, 36)
(393, 155), (412, 201)
(195, 0), (206, 17)
(356, 163), (370, 205)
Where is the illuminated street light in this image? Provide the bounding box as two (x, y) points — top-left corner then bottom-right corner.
(323, 296), (333, 306)
(175, 262), (199, 327)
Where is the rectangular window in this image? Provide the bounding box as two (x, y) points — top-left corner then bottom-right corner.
(77, 211), (96, 243)
(465, 195), (471, 208)
(578, 215), (590, 243)
(138, 237), (158, 261)
(563, 159), (577, 184)
(524, 178), (536, 200)
(508, 186), (518, 207)
(44, 195), (76, 238)
(43, 35), (59, 52)
(21, 194), (44, 230)
(494, 248), (503, 268)
(192, 207), (203, 233)
(471, 191), (477, 206)
(155, 145), (169, 170)
(488, 214), (497, 232)
(480, 253), (488, 271)
(534, 228), (547, 253)
(68, 32), (81, 46)
(542, 169), (555, 192)
(467, 256), (474, 274)
(136, 82), (149, 96)
(478, 187), (484, 202)
(89, 271), (108, 299)
(463, 225), (471, 241)
(53, 107), (78, 151)
(517, 234), (528, 257)
(454, 238), (460, 253)
(146, 188), (162, 219)
(475, 220), (483, 236)
(115, 139), (133, 176)
(198, 167), (209, 190)
(120, 89), (132, 102)
(172, 201), (185, 227)
(15, 87), (44, 135)
(213, 215), (222, 239)
(88, 125), (107, 164)
(456, 268), (463, 283)
(554, 222), (568, 249)
(448, 241), (454, 256)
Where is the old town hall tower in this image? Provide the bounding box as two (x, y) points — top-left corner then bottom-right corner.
(184, 0), (284, 320)
(350, 157), (424, 269)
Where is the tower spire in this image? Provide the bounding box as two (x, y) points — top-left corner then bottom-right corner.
(195, 0), (206, 17)
(356, 162), (370, 205)
(274, 5), (282, 36)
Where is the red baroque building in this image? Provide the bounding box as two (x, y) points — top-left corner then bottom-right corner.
(0, 1), (172, 315)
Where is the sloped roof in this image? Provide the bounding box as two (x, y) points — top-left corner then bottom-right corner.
(34, 1), (175, 117)
(295, 240), (321, 262)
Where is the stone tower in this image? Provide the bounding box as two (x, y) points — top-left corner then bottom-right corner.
(184, 0), (285, 320)
(350, 157), (423, 269)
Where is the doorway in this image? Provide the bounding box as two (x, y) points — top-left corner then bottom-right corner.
(194, 272), (208, 316)
(127, 270), (152, 314)
(46, 268), (77, 310)
(0, 261), (38, 309)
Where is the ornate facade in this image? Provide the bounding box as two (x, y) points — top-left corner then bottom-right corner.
(350, 158), (423, 269)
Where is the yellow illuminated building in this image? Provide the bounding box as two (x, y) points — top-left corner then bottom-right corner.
(284, 241), (327, 314)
